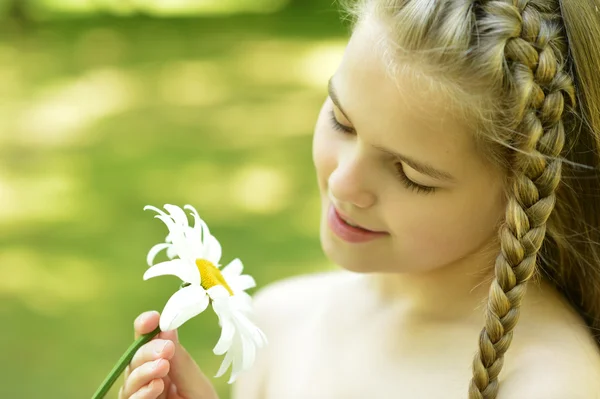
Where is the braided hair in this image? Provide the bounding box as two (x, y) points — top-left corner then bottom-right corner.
(467, 2), (575, 398)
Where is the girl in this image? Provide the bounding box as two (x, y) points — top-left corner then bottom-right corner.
(118, 0), (600, 398)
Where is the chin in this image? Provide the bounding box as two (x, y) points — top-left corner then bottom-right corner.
(319, 227), (384, 274)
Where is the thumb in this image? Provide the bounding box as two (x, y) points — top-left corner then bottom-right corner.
(158, 328), (179, 345)
(161, 329), (219, 399)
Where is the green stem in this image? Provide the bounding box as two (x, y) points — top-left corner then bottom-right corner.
(92, 326), (161, 399)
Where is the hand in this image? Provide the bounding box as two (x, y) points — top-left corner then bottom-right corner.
(118, 311), (219, 399)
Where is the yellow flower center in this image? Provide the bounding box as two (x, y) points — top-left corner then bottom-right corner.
(196, 259), (234, 296)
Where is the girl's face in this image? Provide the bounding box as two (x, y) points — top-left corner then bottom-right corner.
(313, 20), (506, 275)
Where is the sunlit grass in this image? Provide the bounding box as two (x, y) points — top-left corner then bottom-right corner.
(16, 68), (139, 147)
(229, 165), (292, 214)
(157, 60), (232, 107)
(0, 171), (83, 224)
(0, 248), (105, 315)
(0, 10), (347, 399)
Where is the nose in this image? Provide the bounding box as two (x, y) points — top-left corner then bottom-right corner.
(328, 153), (376, 209)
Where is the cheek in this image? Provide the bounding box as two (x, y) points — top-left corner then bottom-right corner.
(388, 191), (504, 269)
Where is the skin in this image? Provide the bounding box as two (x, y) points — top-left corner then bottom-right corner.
(313, 18), (506, 321)
(119, 16), (600, 399)
(118, 311), (218, 399)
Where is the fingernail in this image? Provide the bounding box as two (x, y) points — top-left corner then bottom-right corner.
(136, 313), (147, 326)
(147, 380), (155, 390)
(142, 312), (153, 323)
(152, 359), (162, 370)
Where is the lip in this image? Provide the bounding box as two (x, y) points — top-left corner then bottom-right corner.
(327, 205), (388, 243)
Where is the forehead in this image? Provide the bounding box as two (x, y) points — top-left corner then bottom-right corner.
(333, 19), (484, 177)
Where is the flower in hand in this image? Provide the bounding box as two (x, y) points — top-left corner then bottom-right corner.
(144, 204), (267, 383)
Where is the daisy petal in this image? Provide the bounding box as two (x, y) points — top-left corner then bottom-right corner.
(235, 311), (267, 346)
(183, 205), (208, 242)
(235, 291), (254, 315)
(213, 319), (235, 355)
(166, 245), (177, 259)
(144, 259), (200, 286)
(205, 233), (222, 265)
(258, 328), (268, 347)
(215, 349), (233, 379)
(233, 293), (254, 313)
(185, 204), (211, 242)
(154, 215), (191, 261)
(185, 204), (208, 228)
(229, 275), (256, 292)
(221, 259), (243, 280)
(187, 221), (202, 249)
(240, 331), (256, 371)
(254, 326), (268, 348)
(228, 338), (245, 384)
(164, 204), (189, 227)
(146, 243), (170, 266)
(154, 214), (180, 235)
(144, 205), (168, 218)
(207, 285), (230, 301)
(160, 285), (209, 331)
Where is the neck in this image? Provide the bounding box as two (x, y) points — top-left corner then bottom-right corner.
(361, 247), (498, 324)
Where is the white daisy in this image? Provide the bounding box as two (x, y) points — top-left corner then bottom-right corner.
(143, 204), (267, 383)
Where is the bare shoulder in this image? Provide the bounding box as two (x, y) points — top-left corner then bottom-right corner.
(499, 283), (600, 399)
(498, 343), (600, 399)
(231, 270), (348, 399)
(251, 269), (349, 329)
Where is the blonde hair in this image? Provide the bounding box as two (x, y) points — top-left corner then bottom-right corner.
(341, 0), (600, 397)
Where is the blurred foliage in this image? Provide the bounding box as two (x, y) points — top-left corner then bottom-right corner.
(0, 0), (335, 20)
(0, 3), (348, 398)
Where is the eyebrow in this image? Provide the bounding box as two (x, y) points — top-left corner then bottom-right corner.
(328, 78), (353, 123)
(328, 77), (456, 183)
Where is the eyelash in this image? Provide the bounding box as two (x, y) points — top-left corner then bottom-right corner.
(394, 163), (437, 194)
(328, 108), (437, 195)
(329, 109), (354, 134)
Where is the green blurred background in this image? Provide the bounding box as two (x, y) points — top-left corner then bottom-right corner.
(0, 1), (348, 397)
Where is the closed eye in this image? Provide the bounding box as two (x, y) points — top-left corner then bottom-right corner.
(394, 163), (437, 194)
(329, 108), (354, 134)
(329, 104), (437, 195)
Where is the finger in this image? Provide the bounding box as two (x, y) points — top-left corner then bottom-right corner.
(129, 379), (165, 399)
(153, 328), (178, 399)
(129, 339), (175, 371)
(128, 313), (173, 382)
(156, 376), (172, 399)
(157, 326), (179, 344)
(134, 311), (161, 339)
(122, 359), (170, 398)
(166, 383), (179, 398)
(166, 343), (218, 398)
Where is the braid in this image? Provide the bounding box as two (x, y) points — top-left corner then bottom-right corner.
(468, 1), (576, 398)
